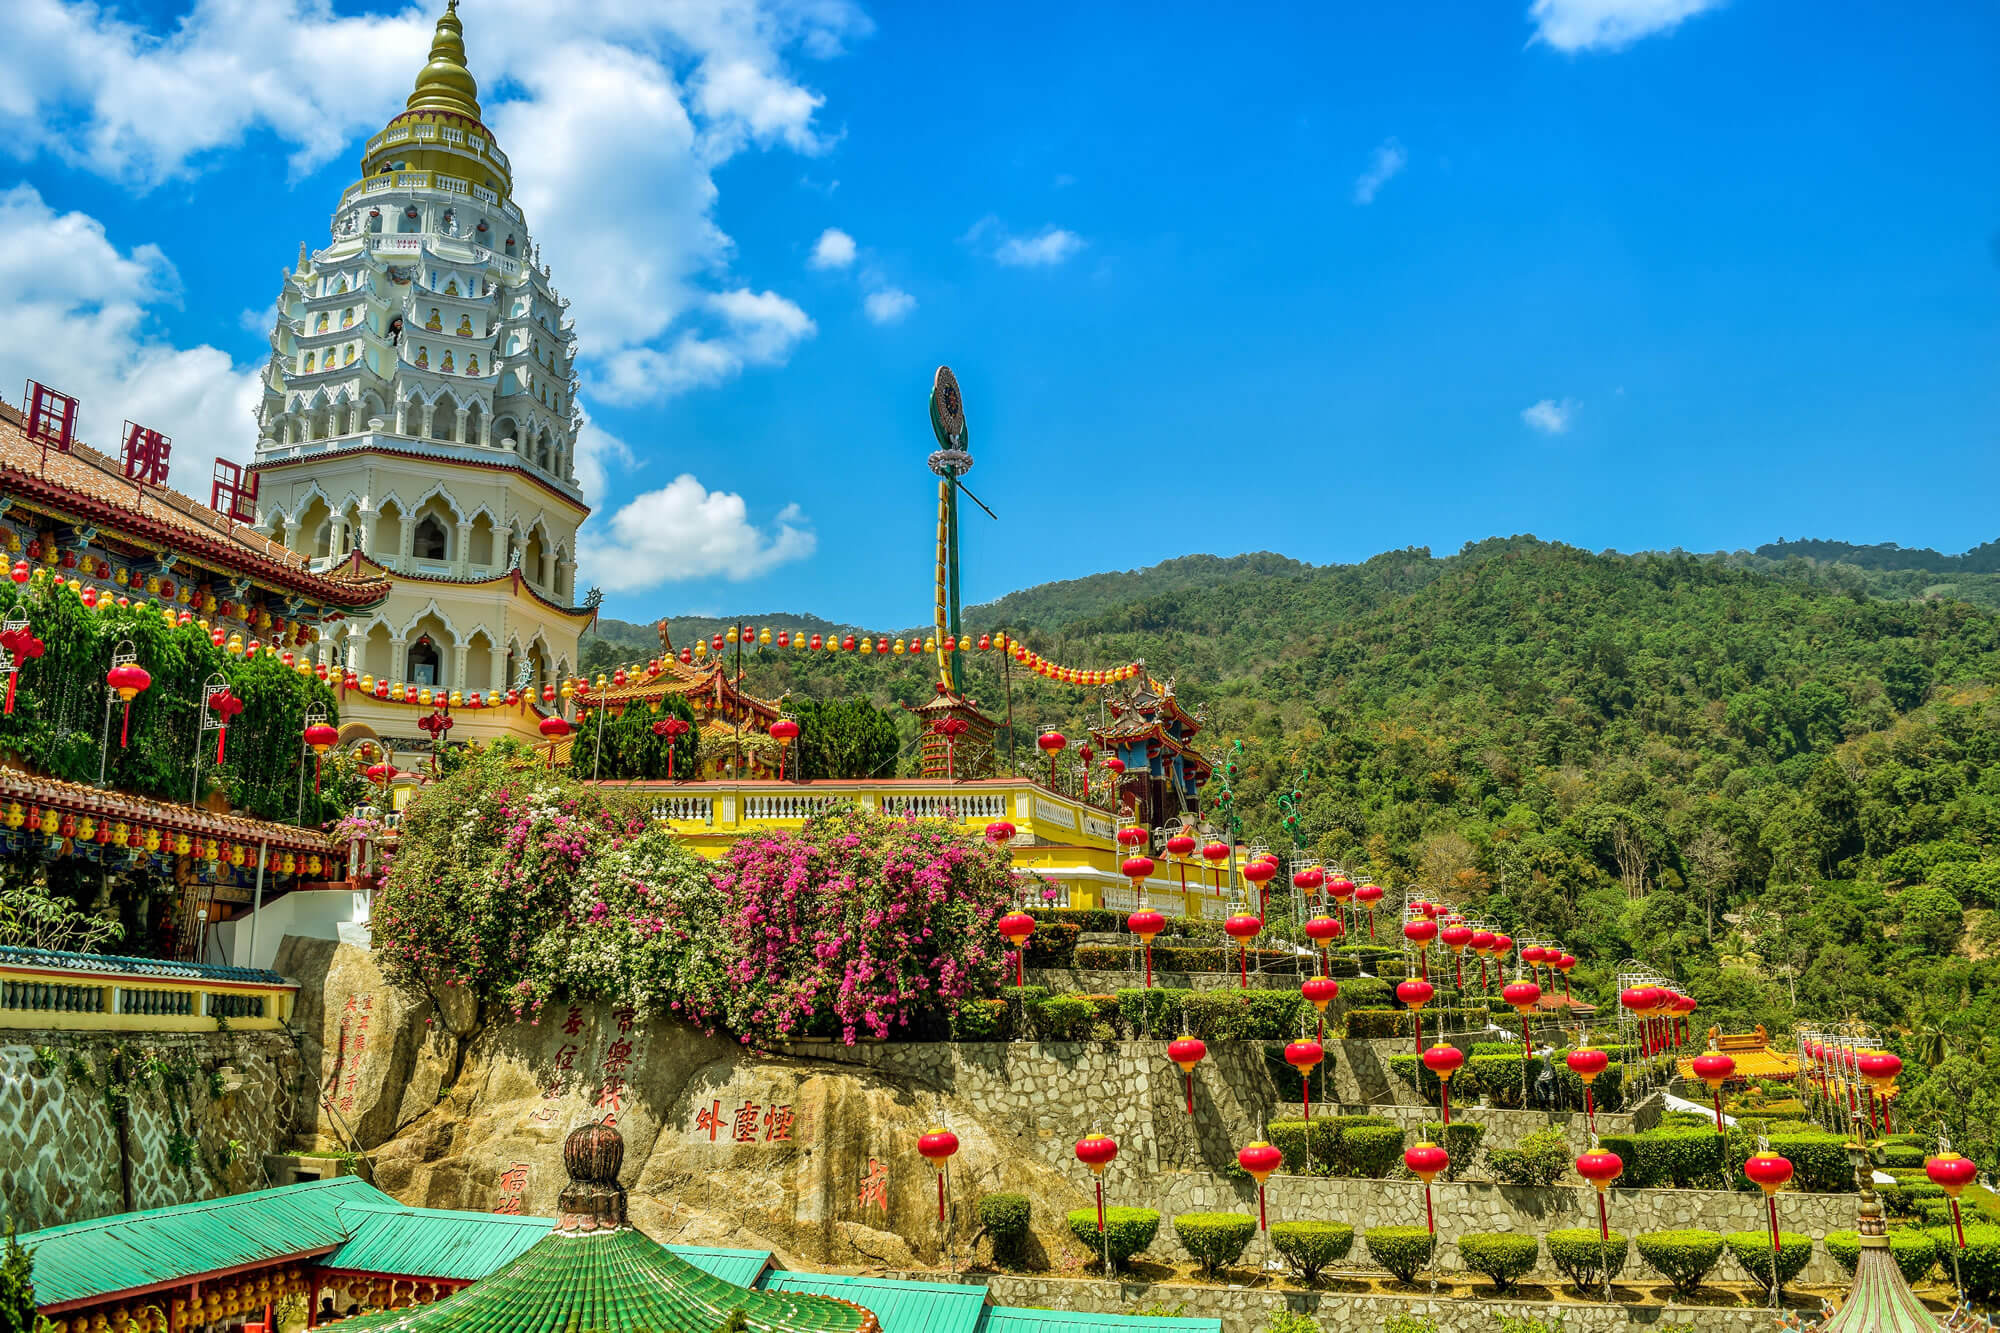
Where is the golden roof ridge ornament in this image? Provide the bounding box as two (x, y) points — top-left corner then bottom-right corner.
(405, 0), (482, 121)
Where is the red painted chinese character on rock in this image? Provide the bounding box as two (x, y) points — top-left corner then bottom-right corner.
(733, 1102), (761, 1143)
(695, 1099), (723, 1141)
(858, 1159), (888, 1213)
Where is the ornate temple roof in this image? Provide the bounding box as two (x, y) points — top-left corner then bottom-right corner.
(326, 1123), (878, 1333)
(1821, 1203), (1945, 1333)
(0, 399), (390, 611)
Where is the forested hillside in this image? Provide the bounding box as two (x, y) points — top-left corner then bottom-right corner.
(586, 534), (2000, 1161)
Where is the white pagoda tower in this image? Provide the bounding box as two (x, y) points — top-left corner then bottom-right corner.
(250, 1), (594, 748)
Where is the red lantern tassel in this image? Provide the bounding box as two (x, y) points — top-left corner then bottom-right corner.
(120, 700), (133, 748)
(216, 727), (227, 763)
(3, 670), (15, 714)
(936, 1170), (946, 1222)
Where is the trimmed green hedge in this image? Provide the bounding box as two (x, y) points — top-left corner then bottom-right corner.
(1724, 1230), (1813, 1292)
(1182, 989), (1311, 1040)
(1420, 1121), (1486, 1182)
(979, 1193), (1030, 1264)
(1338, 977), (1395, 1009)
(1028, 907), (1216, 940)
(1748, 1131), (1852, 1194)
(1485, 1128), (1570, 1186)
(1075, 944), (1307, 974)
(1265, 1117), (1402, 1178)
(952, 999), (1011, 1040)
(1920, 1225), (2000, 1302)
(1458, 1232), (1539, 1291)
(1601, 1127), (1727, 1189)
(1546, 1228), (1630, 1291)
(1826, 1229), (1936, 1285)
(1115, 987), (1189, 1035)
(1030, 994), (1097, 1040)
(1065, 1206), (1160, 1269)
(1363, 1226), (1436, 1285)
(1466, 1053), (1541, 1108)
(1022, 922), (1080, 965)
(1172, 1212), (1257, 1276)
(1345, 1008), (1489, 1039)
(1270, 1221), (1354, 1284)
(1549, 1058), (1627, 1113)
(1635, 1230), (1727, 1294)
(1877, 1144), (1926, 1170)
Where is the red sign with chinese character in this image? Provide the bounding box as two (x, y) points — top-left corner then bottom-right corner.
(23, 381), (78, 453)
(211, 457), (260, 521)
(120, 421), (171, 485)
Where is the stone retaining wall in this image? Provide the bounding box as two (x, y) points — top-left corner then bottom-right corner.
(772, 1039), (1655, 1167)
(0, 1030), (304, 1230)
(884, 1271), (1833, 1333)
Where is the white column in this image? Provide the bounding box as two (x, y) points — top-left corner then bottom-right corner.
(388, 636), (407, 684)
(455, 406), (469, 442)
(400, 516), (416, 564)
(455, 521), (473, 576)
(394, 399), (408, 435)
(452, 643), (469, 692)
(421, 404), (437, 438)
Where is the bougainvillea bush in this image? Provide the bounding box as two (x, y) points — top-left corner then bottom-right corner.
(711, 807), (1015, 1043)
(374, 744), (646, 1016)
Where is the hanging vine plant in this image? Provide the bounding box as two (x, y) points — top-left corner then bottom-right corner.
(0, 576), (350, 822)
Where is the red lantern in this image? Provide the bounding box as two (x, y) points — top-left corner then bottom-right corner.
(1303, 914), (1342, 974)
(1354, 882), (1384, 938)
(305, 721), (338, 793)
(1292, 866), (1325, 892)
(1405, 1140), (1450, 1241)
(1691, 1052), (1735, 1133)
(1928, 1151), (1978, 1250)
(1127, 908), (1166, 988)
(1575, 1149), (1624, 1242)
(1567, 1047), (1610, 1130)
(918, 1127), (960, 1221)
(0, 623), (44, 714)
(998, 912), (1036, 987)
(1285, 1039), (1325, 1120)
(1167, 1036), (1207, 1115)
(1326, 876), (1355, 903)
(768, 715), (801, 781)
(364, 762), (396, 786)
(106, 662), (152, 747)
(1744, 1152), (1795, 1297)
(1236, 1141), (1282, 1230)
(1439, 923), (1474, 987)
(1224, 913), (1262, 989)
(1075, 1134), (1119, 1238)
(985, 820), (1017, 844)
(1402, 916), (1439, 980)
(1165, 832), (1197, 856)
(538, 714), (571, 769)
(1301, 975), (1339, 1041)
(1421, 1042), (1466, 1123)
(205, 688), (244, 761)
(1036, 729), (1066, 788)
(1857, 1051), (1902, 1135)
(1397, 978), (1434, 1053)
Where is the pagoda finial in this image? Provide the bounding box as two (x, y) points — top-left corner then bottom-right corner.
(405, 0), (482, 120)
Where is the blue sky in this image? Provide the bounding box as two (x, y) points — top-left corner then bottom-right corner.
(2, 0), (1995, 628)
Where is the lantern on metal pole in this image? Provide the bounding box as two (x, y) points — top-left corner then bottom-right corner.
(99, 640), (148, 785)
(1743, 1148), (1795, 1307)
(771, 713), (802, 782)
(1127, 904), (1164, 988)
(1285, 1038), (1325, 1121)
(1691, 1052), (1736, 1135)
(1567, 1046), (1610, 1134)
(1929, 1145), (1977, 1298)
(1397, 978), (1434, 1055)
(1167, 1037), (1206, 1116)
(1304, 913), (1343, 975)
(1075, 1134), (1118, 1276)
(1504, 980), (1542, 1105)
(1354, 882), (1383, 938)
(1857, 1052), (1901, 1137)
(1405, 1138), (1449, 1288)
(1440, 921), (1473, 988)
(918, 1127), (960, 1223)
(1574, 1148), (1624, 1302)
(998, 912), (1035, 987)
(1423, 1043), (1465, 1124)
(1037, 726), (1066, 791)
(1403, 912), (1438, 981)
(1224, 913), (1261, 989)
(1301, 975), (1338, 1042)
(1237, 1141), (1282, 1231)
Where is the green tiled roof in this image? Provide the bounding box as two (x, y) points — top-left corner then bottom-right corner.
(978, 1308), (1222, 1333)
(758, 1273), (987, 1333)
(20, 1177), (397, 1308)
(324, 1203), (553, 1280)
(1822, 1230), (1944, 1333)
(326, 1227), (875, 1333)
(667, 1246), (774, 1288)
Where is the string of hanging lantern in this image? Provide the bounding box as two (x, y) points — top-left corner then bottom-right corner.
(610, 624), (1147, 686)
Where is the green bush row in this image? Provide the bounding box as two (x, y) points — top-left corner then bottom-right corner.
(1073, 944), (1311, 974)
(1344, 1007), (1492, 1039)
(1065, 1206), (1161, 1268)
(1826, 1229), (1938, 1285)
(1263, 1117), (1405, 1178)
(979, 1193), (1031, 1264)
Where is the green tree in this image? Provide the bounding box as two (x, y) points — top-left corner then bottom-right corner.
(791, 697), (900, 779)
(1, 1225), (34, 1333)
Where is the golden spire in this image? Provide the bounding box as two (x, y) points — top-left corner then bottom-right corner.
(405, 0), (482, 121)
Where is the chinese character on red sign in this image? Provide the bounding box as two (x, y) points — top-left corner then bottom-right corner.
(733, 1101), (761, 1143)
(763, 1104), (794, 1142)
(23, 381), (77, 453)
(210, 458), (260, 521)
(858, 1158), (889, 1214)
(696, 1099), (723, 1142)
(120, 421), (171, 485)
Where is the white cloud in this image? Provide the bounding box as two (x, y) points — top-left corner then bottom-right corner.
(862, 287), (915, 324)
(0, 184), (259, 496)
(572, 411), (637, 511)
(1520, 397), (1579, 435)
(1353, 138), (1407, 205)
(994, 226), (1085, 268)
(580, 475), (816, 591)
(594, 288), (815, 403)
(808, 227), (857, 270)
(1527, 0), (1725, 52)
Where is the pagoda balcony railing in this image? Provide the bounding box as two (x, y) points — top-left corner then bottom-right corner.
(648, 795), (714, 824)
(880, 792), (1008, 820)
(0, 946), (296, 1032)
(744, 794), (844, 821)
(628, 778), (1106, 845)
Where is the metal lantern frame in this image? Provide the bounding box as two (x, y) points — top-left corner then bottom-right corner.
(1795, 1019), (1888, 1144)
(96, 638), (141, 787)
(1613, 961), (1677, 1099)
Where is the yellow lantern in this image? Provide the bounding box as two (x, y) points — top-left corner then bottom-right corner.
(923, 636), (936, 653)
(449, 690), (463, 708)
(595, 673), (608, 692)
(203, 838), (220, 862)
(759, 626), (772, 646)
(859, 637), (874, 655)
(113, 565), (127, 585)
(561, 679), (576, 700)
(306, 853), (322, 875)
(159, 608), (174, 628)
(172, 832), (191, 855)
(76, 815), (96, 842)
(3, 533), (16, 554)
(892, 638), (906, 655)
(142, 827), (161, 853)
(360, 673), (375, 693)
(226, 633), (243, 656)
(280, 851), (297, 874)
(389, 682), (405, 702)
(4, 803), (23, 829)
(228, 843), (247, 867)
(143, 574), (159, 594)
(693, 638), (708, 659)
(37, 806), (58, 835)
(417, 686), (431, 706)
